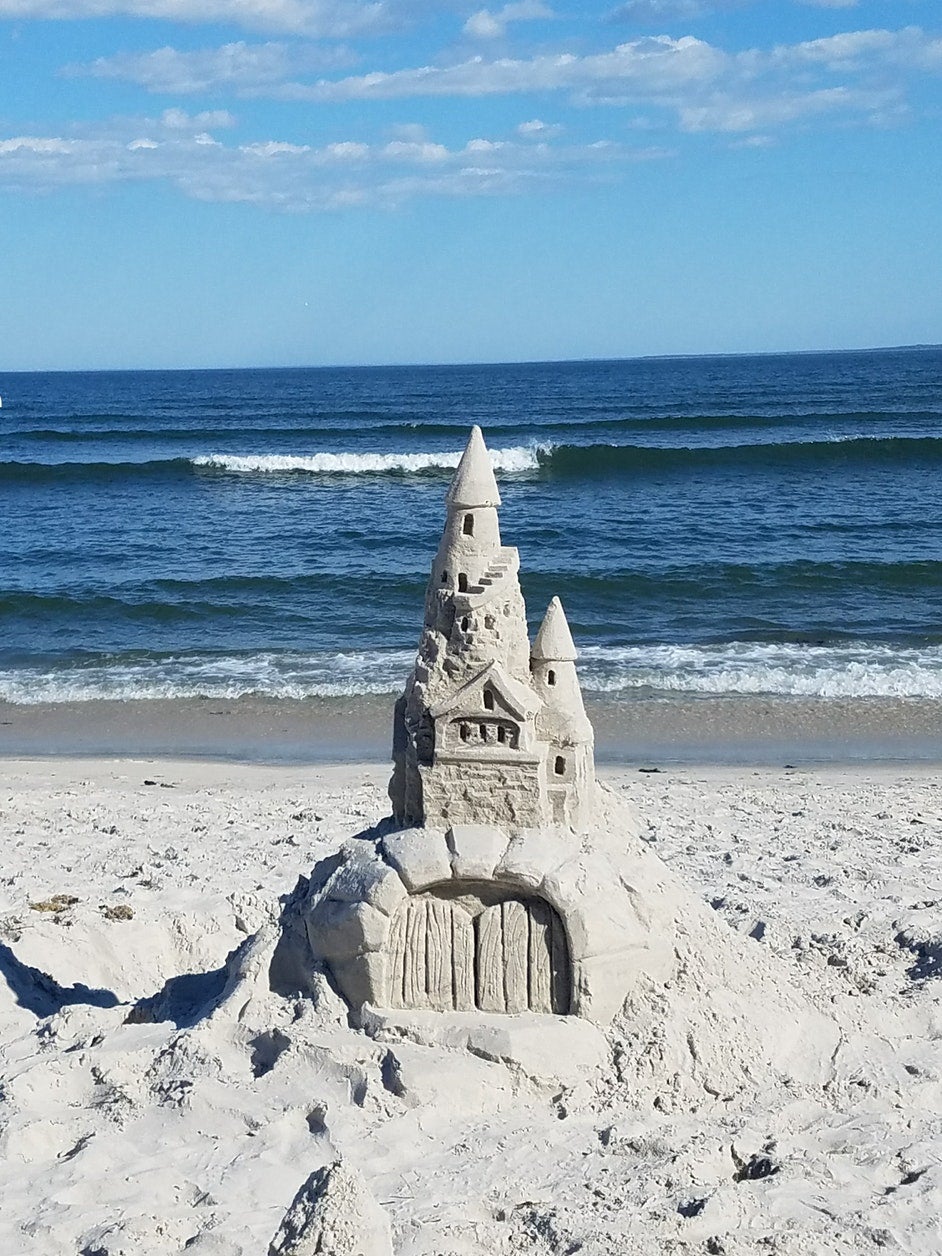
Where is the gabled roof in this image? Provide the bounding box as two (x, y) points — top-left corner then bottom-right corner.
(447, 426), (502, 510)
(429, 661), (540, 720)
(531, 596), (578, 662)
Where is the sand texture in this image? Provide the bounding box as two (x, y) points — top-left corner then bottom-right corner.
(0, 758), (940, 1254)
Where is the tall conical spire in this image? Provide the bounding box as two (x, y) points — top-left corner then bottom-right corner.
(447, 426), (501, 509)
(532, 597), (578, 662)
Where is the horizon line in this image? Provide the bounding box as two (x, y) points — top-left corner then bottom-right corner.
(2, 341), (940, 376)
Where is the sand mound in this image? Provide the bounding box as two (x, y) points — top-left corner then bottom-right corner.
(0, 767), (938, 1254)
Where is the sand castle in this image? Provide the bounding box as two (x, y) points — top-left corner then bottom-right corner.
(389, 424), (594, 833)
(298, 428), (674, 1026)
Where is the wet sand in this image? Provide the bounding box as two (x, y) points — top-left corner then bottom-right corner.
(0, 693), (940, 766)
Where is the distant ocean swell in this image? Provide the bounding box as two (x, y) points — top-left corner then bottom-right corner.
(11, 410), (942, 445)
(3, 642), (942, 704)
(6, 433), (942, 485)
(3, 559), (940, 619)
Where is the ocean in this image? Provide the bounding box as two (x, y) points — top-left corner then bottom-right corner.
(2, 348), (941, 723)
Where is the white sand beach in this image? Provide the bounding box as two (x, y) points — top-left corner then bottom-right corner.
(1, 755), (939, 1255)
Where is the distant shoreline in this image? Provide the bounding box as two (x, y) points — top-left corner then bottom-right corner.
(3, 342), (940, 376)
(2, 693), (940, 767)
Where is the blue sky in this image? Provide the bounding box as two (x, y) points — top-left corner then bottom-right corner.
(1, 0), (940, 368)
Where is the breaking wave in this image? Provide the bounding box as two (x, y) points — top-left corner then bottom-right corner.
(192, 446), (544, 476)
(5, 433), (942, 485)
(2, 641), (942, 704)
(577, 642), (942, 699)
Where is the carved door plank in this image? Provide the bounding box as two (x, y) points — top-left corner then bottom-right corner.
(527, 900), (554, 1013)
(402, 899), (429, 1009)
(387, 905), (409, 1009)
(475, 905), (505, 1012)
(550, 911), (570, 1014)
(453, 909), (475, 1011)
(502, 900), (529, 1013)
(425, 897), (454, 1010)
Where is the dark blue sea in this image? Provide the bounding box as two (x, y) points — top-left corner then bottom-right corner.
(2, 348), (941, 706)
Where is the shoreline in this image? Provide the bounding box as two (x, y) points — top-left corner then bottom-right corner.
(1, 692), (940, 767)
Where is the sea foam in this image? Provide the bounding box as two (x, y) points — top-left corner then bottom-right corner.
(578, 642), (942, 700)
(192, 446), (544, 476)
(3, 642), (942, 704)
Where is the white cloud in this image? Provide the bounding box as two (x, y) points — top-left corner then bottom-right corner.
(386, 122), (431, 143)
(261, 24), (940, 138)
(516, 118), (563, 137)
(679, 85), (901, 132)
(462, 0), (551, 40)
(0, 0), (389, 37)
(73, 40), (357, 94)
(606, 0), (711, 23)
(280, 35), (728, 102)
(0, 114), (671, 210)
(159, 106), (235, 127)
(729, 133), (775, 148)
(770, 26), (942, 73)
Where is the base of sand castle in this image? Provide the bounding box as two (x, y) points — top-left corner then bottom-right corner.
(360, 1006), (610, 1087)
(295, 804), (677, 1029)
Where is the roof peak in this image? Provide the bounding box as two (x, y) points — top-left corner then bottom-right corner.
(531, 596), (578, 662)
(447, 425), (502, 509)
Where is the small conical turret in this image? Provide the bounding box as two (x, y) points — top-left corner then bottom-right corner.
(532, 597), (578, 663)
(447, 426), (502, 509)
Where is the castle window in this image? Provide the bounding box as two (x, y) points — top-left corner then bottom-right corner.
(554, 755), (565, 776)
(463, 513), (474, 536)
(483, 690), (494, 711)
(485, 616), (495, 630)
(497, 726), (506, 744)
(461, 616), (470, 632)
(441, 570), (449, 584)
(479, 724), (488, 741)
(547, 669), (556, 686)
(458, 573), (468, 593)
(460, 723), (470, 742)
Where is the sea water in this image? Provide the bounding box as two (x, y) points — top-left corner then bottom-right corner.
(1, 348), (941, 706)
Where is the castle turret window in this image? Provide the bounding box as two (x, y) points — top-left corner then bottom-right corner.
(460, 723), (470, 742)
(483, 690), (494, 711)
(548, 670), (556, 686)
(461, 616), (470, 632)
(497, 726), (506, 744)
(441, 570), (449, 584)
(554, 756), (565, 776)
(458, 573), (468, 592)
(463, 513), (474, 536)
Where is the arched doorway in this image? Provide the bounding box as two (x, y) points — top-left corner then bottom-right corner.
(385, 883), (571, 1014)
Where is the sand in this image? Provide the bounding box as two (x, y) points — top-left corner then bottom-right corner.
(0, 756), (940, 1254)
(3, 693), (942, 766)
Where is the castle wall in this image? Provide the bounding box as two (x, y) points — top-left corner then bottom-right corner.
(420, 756), (543, 829)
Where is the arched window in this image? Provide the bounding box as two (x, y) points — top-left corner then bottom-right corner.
(554, 755), (565, 776)
(547, 670), (556, 686)
(483, 690), (494, 711)
(461, 616), (470, 632)
(463, 513), (474, 536)
(441, 570), (449, 584)
(497, 726), (506, 744)
(460, 724), (470, 742)
(458, 573), (468, 593)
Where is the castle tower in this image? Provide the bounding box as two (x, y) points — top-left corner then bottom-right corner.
(531, 597), (595, 830)
(389, 428), (595, 833)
